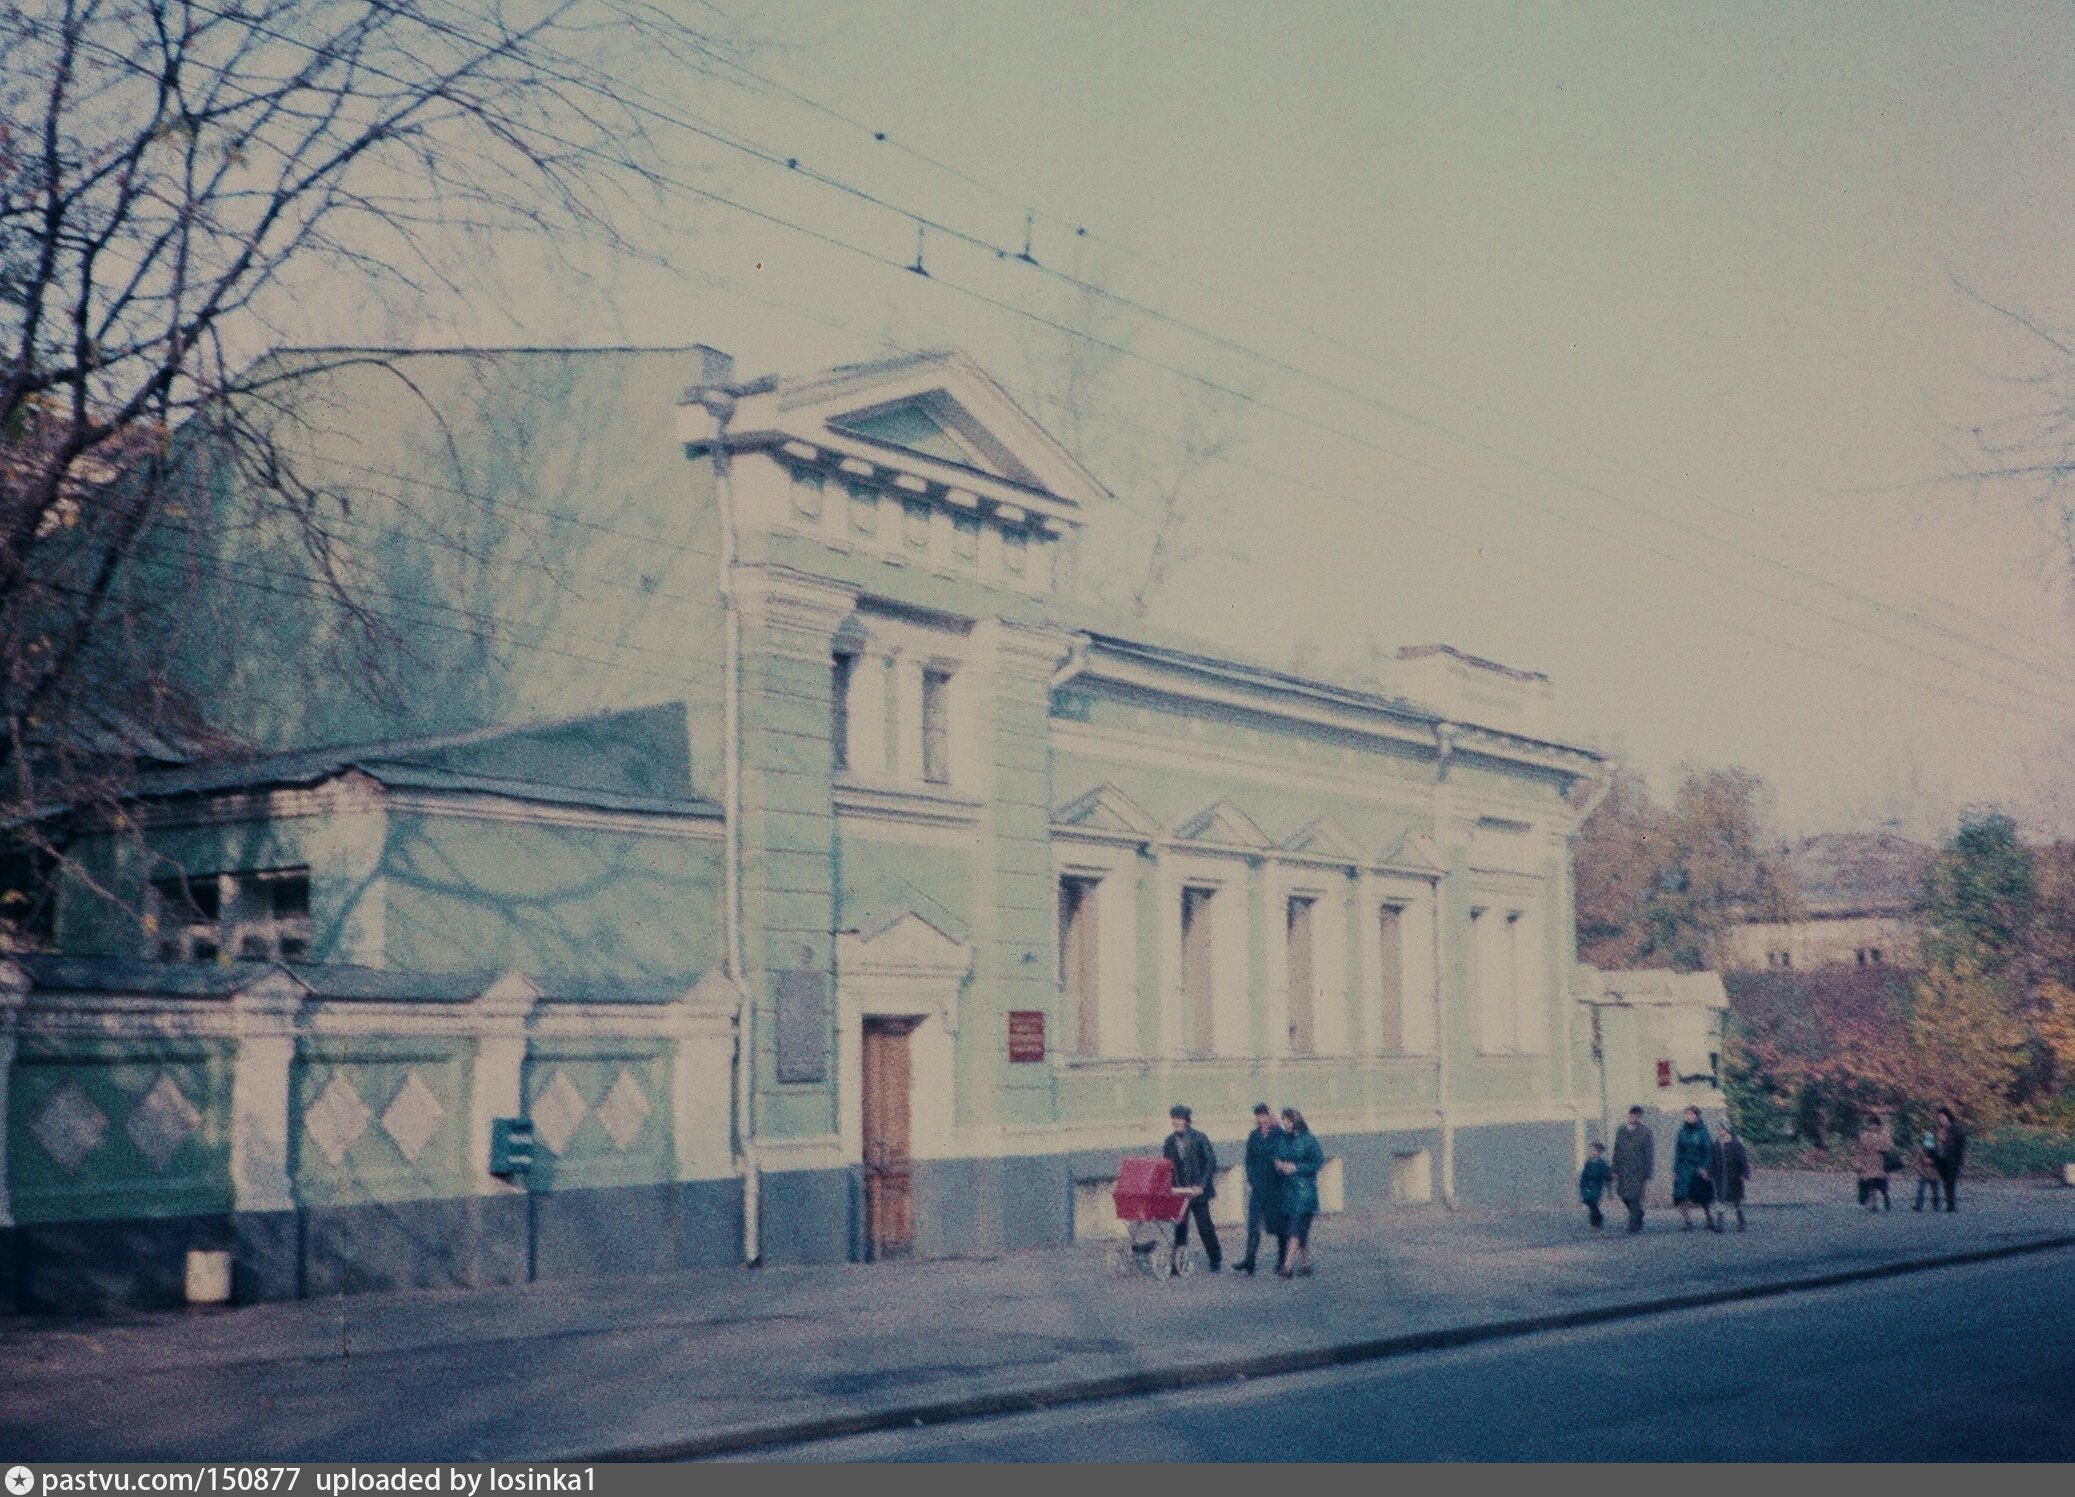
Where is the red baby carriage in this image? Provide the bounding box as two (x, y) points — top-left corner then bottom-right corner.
(1111, 1156), (1195, 1278)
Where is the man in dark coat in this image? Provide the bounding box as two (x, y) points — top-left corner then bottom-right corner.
(1162, 1104), (1222, 1272)
(1234, 1102), (1282, 1274)
(1935, 1107), (1968, 1214)
(1612, 1105), (1655, 1234)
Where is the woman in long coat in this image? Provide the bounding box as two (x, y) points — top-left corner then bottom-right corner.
(1671, 1106), (1717, 1232)
(1273, 1107), (1325, 1278)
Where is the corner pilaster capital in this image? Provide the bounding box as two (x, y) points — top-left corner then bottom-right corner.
(472, 970), (542, 1031)
(667, 970), (746, 1034)
(231, 965), (310, 1035)
(729, 563), (860, 642)
(986, 619), (1075, 681)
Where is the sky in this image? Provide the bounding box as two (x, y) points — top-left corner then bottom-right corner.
(320, 1), (2075, 846)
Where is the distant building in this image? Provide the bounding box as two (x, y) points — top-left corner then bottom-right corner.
(1716, 831), (1932, 973)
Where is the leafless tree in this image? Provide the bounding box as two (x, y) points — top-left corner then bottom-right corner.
(0, 0), (732, 943)
(1947, 279), (2075, 582)
(1004, 274), (1256, 624)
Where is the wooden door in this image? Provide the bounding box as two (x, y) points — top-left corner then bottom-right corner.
(862, 1017), (917, 1259)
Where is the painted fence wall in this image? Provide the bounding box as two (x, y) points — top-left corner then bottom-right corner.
(0, 964), (740, 1314)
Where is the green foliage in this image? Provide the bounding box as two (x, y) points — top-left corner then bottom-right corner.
(1958, 1127), (2075, 1179)
(1720, 1016), (1795, 1145)
(1921, 811), (2037, 975)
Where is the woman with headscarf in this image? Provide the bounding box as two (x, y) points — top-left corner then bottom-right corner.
(1273, 1106), (1325, 1277)
(1672, 1105), (1718, 1232)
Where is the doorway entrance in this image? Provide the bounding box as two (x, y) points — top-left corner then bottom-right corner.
(862, 1016), (920, 1259)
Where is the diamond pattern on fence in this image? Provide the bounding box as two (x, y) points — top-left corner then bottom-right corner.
(532, 1069), (589, 1155)
(304, 1073), (374, 1166)
(380, 1070), (446, 1165)
(31, 1080), (109, 1174)
(125, 1073), (202, 1172)
(595, 1067), (653, 1151)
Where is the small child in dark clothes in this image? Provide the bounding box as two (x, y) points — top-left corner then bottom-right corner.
(1579, 1142), (1613, 1229)
(1913, 1132), (1942, 1211)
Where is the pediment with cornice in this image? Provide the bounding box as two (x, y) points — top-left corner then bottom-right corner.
(1281, 815), (1364, 864)
(1053, 782), (1162, 841)
(1382, 829), (1450, 875)
(1174, 799), (1272, 851)
(838, 911), (973, 981)
(769, 351), (1106, 517)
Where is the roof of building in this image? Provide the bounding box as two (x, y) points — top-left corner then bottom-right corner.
(9, 954), (698, 1004)
(1780, 831), (1934, 917)
(1064, 625), (1602, 765)
(101, 704), (721, 820)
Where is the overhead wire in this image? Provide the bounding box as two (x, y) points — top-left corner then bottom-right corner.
(159, 5), (2075, 723)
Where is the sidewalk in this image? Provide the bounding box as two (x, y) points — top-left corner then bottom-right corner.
(4, 1172), (2072, 1462)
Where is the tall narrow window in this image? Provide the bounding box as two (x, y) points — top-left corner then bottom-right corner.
(1467, 906), (1488, 1050)
(921, 667), (952, 784)
(1377, 904), (1405, 1053)
(1182, 887), (1216, 1058)
(1503, 911), (1525, 1052)
(1286, 896), (1316, 1055)
(1060, 876), (1101, 1057)
(830, 653), (855, 774)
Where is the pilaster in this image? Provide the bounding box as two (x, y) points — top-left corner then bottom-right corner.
(228, 967), (308, 1215)
(667, 972), (743, 1181)
(469, 971), (540, 1196)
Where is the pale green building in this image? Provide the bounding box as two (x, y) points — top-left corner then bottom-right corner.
(0, 346), (1620, 1311)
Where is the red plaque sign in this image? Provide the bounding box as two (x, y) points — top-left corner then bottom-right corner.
(1656, 1059), (1673, 1089)
(1007, 1010), (1046, 1063)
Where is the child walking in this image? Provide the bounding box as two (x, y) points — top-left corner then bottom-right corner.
(1579, 1141), (1613, 1229)
(1913, 1131), (1942, 1211)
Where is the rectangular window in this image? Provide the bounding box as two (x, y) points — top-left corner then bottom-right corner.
(1377, 904), (1405, 1053)
(1492, 909), (1521, 1052)
(1182, 886), (1215, 1058)
(1467, 906), (1486, 1048)
(153, 868), (311, 963)
(831, 653), (855, 774)
(1060, 876), (1101, 1057)
(1286, 896), (1316, 1056)
(152, 874), (220, 962)
(921, 668), (952, 784)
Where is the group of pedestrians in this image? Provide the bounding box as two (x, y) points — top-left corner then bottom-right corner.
(1855, 1106), (1967, 1213)
(1160, 1102), (1324, 1278)
(1581, 1104), (1750, 1233)
(1581, 1102), (1974, 1233)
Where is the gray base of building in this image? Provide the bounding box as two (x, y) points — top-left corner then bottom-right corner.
(757, 1118), (1574, 1266)
(2, 1178), (744, 1317)
(4, 1121), (1582, 1314)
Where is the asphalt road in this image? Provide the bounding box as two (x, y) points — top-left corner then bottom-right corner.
(734, 1245), (2075, 1461)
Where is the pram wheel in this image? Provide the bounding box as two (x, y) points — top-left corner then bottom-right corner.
(1172, 1246), (1196, 1278)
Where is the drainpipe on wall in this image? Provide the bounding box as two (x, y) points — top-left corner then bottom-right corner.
(678, 356), (757, 1267)
(1432, 874), (1454, 1208)
(1432, 719), (1458, 1206)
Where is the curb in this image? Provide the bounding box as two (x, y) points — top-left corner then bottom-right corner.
(583, 1231), (2075, 1461)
